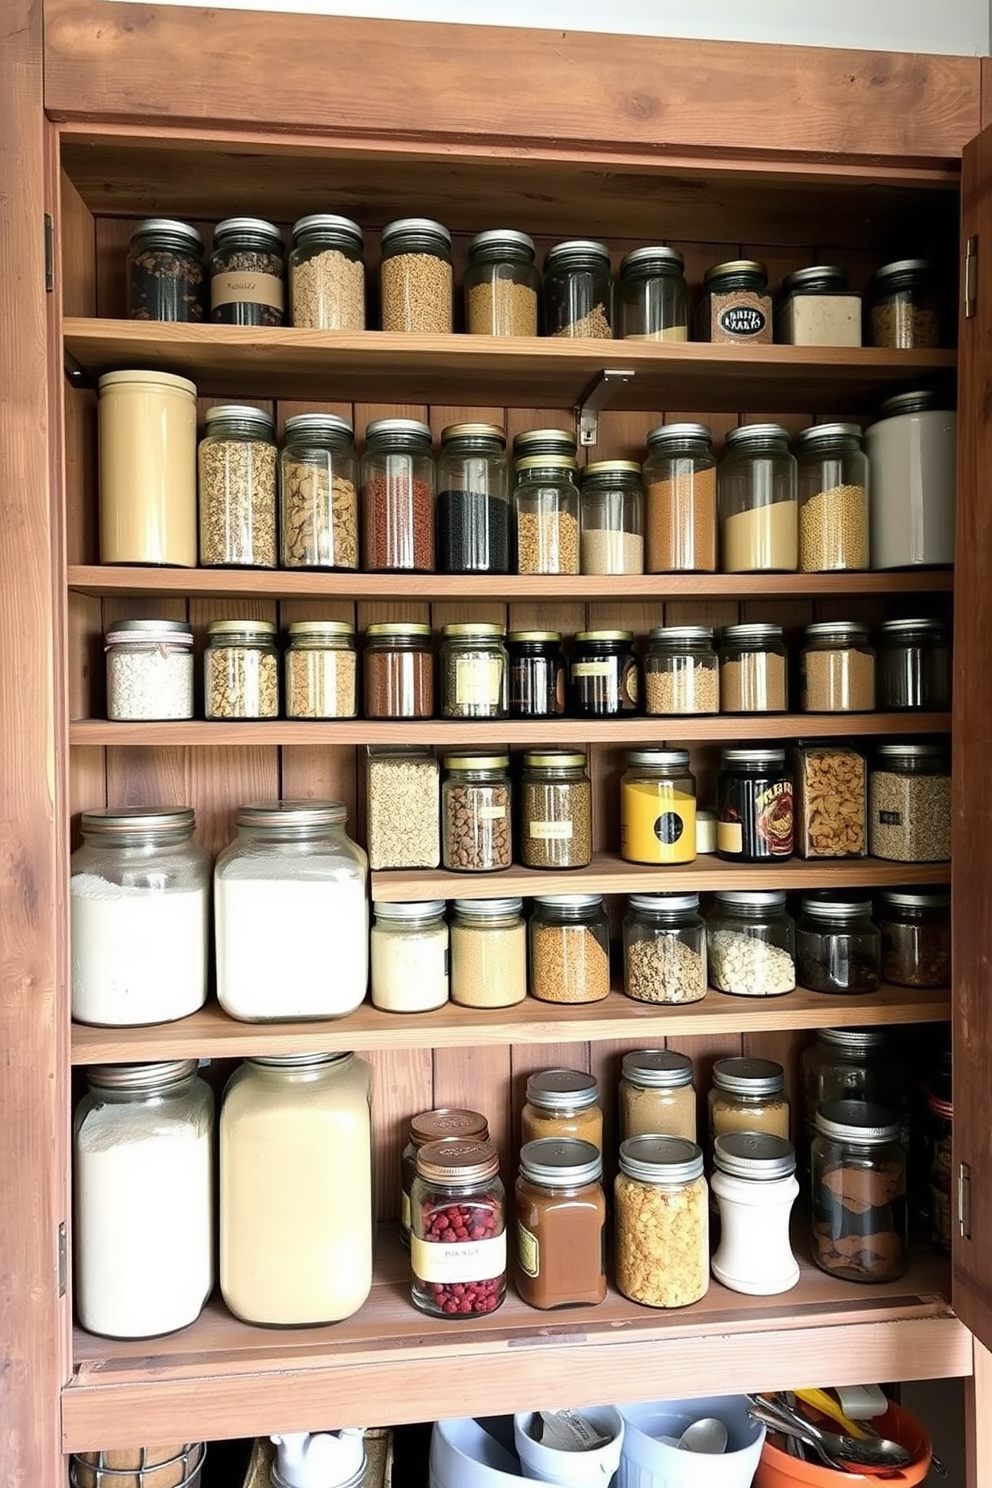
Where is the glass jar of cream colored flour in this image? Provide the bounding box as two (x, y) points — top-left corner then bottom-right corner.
(371, 900), (449, 1012)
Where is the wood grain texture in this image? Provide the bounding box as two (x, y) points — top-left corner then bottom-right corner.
(966, 1337), (992, 1488)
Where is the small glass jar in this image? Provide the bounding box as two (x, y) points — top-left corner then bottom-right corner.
(802, 1029), (907, 1169)
(285, 620), (357, 719)
(707, 892), (796, 997)
(800, 621), (876, 712)
(696, 259), (772, 344)
(877, 888), (951, 987)
(436, 422), (511, 574)
(709, 1057), (790, 1144)
(528, 894), (610, 1005)
(516, 1138), (607, 1310)
(795, 893), (881, 995)
(925, 1074), (953, 1257)
(543, 239), (613, 338)
(522, 1070), (603, 1151)
(380, 217), (453, 333)
(411, 1138), (505, 1317)
(512, 428), (578, 465)
(615, 1137), (708, 1308)
(643, 625), (719, 716)
(620, 750), (697, 866)
(644, 423), (718, 573)
(719, 425), (798, 572)
(579, 461), (645, 574)
(400, 1109), (490, 1248)
(98, 370), (198, 568)
(198, 405), (278, 568)
(450, 898), (527, 1008)
(464, 230), (539, 336)
(775, 265), (862, 347)
(363, 621), (434, 719)
(520, 751), (593, 869)
(440, 622), (508, 720)
(618, 246), (688, 341)
(204, 619), (279, 719)
(370, 900), (449, 1013)
(280, 412), (359, 570)
(513, 456), (580, 574)
(507, 630), (566, 718)
(127, 218), (206, 322)
(718, 624), (789, 713)
(619, 1050), (696, 1143)
(361, 417), (435, 572)
(877, 618), (952, 711)
(442, 753), (512, 872)
(210, 217), (285, 326)
(716, 748), (793, 862)
(868, 259), (940, 348)
(105, 619), (194, 721)
(623, 892), (707, 1005)
(811, 1100), (908, 1283)
(289, 213), (365, 330)
(570, 629), (639, 716)
(869, 742), (951, 862)
(795, 422), (869, 572)
(867, 391), (956, 570)
(711, 1133), (800, 1297)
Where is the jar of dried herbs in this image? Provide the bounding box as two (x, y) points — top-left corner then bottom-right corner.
(440, 623), (508, 719)
(127, 218), (206, 322)
(210, 217), (286, 326)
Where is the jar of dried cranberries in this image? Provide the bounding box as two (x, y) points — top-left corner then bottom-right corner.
(410, 1138), (506, 1318)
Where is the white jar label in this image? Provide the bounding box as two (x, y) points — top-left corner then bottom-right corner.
(212, 271), (285, 310)
(477, 804), (507, 821)
(572, 660), (614, 678)
(529, 820), (573, 841)
(455, 657), (502, 705)
(411, 1231), (506, 1283)
(517, 1222), (539, 1278)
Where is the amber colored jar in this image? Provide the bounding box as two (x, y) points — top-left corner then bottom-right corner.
(521, 1070), (602, 1152)
(400, 1107), (490, 1248)
(515, 1139), (606, 1310)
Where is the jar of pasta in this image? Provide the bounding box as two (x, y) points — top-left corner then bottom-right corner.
(615, 1137), (708, 1308)
(521, 1070), (602, 1151)
(280, 412), (359, 570)
(619, 1050), (696, 1143)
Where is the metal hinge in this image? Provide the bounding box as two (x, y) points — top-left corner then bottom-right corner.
(57, 1221), (67, 1297)
(44, 213), (55, 293)
(964, 235), (977, 319)
(959, 1162), (972, 1239)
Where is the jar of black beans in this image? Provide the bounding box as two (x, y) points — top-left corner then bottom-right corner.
(436, 423), (511, 573)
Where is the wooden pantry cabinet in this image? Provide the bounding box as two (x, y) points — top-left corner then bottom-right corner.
(4, 0), (992, 1480)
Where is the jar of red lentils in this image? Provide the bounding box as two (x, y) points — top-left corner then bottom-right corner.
(363, 622), (434, 718)
(410, 1138), (506, 1318)
(361, 418), (435, 571)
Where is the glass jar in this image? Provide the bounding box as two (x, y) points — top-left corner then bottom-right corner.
(866, 392), (956, 569)
(516, 1138), (606, 1309)
(400, 1109), (490, 1248)
(127, 218), (206, 322)
(716, 748), (793, 862)
(543, 239), (613, 338)
(440, 622), (508, 719)
(98, 370), (198, 567)
(868, 259), (940, 348)
(442, 753), (512, 872)
(204, 619), (279, 719)
(436, 422), (511, 574)
(361, 417), (435, 571)
(411, 1138), (505, 1317)
(775, 265), (862, 347)
(800, 621), (876, 712)
(464, 230), (539, 336)
(289, 213), (365, 330)
(370, 900), (448, 1013)
(711, 1134), (799, 1298)
(696, 259), (772, 343)
(792, 742), (867, 859)
(709, 1057), (790, 1143)
(811, 1100), (908, 1283)
(623, 892), (707, 1005)
(570, 630), (639, 716)
(620, 750), (697, 866)
(380, 217), (453, 333)
(877, 888), (951, 987)
(795, 893), (881, 995)
(513, 455), (580, 574)
(513, 428), (578, 465)
(450, 898), (527, 1008)
(707, 892), (796, 997)
(877, 618), (952, 711)
(795, 423), (869, 571)
(802, 1029), (907, 1169)
(210, 217), (285, 325)
(615, 1137), (708, 1307)
(618, 246), (688, 341)
(926, 1077), (953, 1257)
(869, 742), (951, 862)
(105, 618), (194, 721)
(718, 624), (789, 713)
(522, 1070), (603, 1151)
(520, 751), (593, 869)
(74, 1060), (214, 1338)
(284, 620), (357, 720)
(198, 404), (278, 568)
(70, 807), (210, 1028)
(507, 630), (566, 718)
(214, 801), (368, 1020)
(528, 894), (610, 1005)
(363, 621), (434, 719)
(643, 423), (718, 573)
(642, 624), (718, 717)
(219, 1052), (373, 1324)
(280, 412), (359, 570)
(366, 747), (439, 871)
(719, 424), (798, 572)
(619, 1050), (696, 1143)
(579, 460), (645, 574)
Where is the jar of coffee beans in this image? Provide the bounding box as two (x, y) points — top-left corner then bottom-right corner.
(442, 753), (512, 873)
(127, 218), (206, 322)
(380, 218), (453, 333)
(210, 217), (285, 325)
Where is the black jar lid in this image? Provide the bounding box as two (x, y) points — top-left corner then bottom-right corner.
(131, 218), (204, 251)
(870, 258), (931, 290)
(780, 265), (849, 296)
(876, 389), (952, 420)
(703, 258), (768, 290)
(620, 245), (685, 277)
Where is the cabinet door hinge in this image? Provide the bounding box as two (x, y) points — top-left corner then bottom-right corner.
(44, 213), (55, 294)
(57, 1221), (67, 1296)
(959, 1162), (972, 1239)
(964, 235), (977, 319)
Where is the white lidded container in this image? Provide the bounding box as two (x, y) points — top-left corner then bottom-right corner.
(866, 390), (955, 569)
(105, 618), (195, 720)
(370, 900), (449, 1012)
(710, 1131), (800, 1295)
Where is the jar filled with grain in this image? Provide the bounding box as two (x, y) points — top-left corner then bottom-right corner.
(718, 425), (798, 571)
(622, 892), (707, 1005)
(284, 620), (357, 719)
(707, 893), (796, 997)
(440, 623), (508, 719)
(570, 630), (639, 716)
(792, 743), (866, 859)
(98, 370), (198, 567)
(877, 618), (952, 710)
(868, 259), (940, 348)
(869, 741), (951, 861)
(464, 230), (539, 336)
(696, 259), (772, 344)
(644, 626), (719, 716)
(289, 213), (365, 330)
(718, 623), (789, 713)
(400, 1109), (490, 1248)
(579, 460), (645, 574)
(279, 412), (359, 570)
(522, 1070), (603, 1151)
(877, 888), (951, 987)
(795, 422), (869, 571)
(800, 621), (876, 712)
(365, 746), (440, 870)
(106, 619), (194, 721)
(709, 1057), (790, 1143)
(513, 427), (578, 465)
(812, 1101), (908, 1283)
(370, 900), (449, 1014)
(618, 246), (688, 341)
(210, 217), (285, 325)
(643, 423), (718, 572)
(716, 748), (794, 862)
(620, 750), (696, 866)
(520, 751), (593, 869)
(775, 265), (862, 347)
(198, 405), (278, 568)
(205, 619), (279, 719)
(436, 423), (511, 574)
(363, 622), (434, 719)
(795, 893), (881, 995)
(615, 1136), (708, 1308)
(619, 1050), (696, 1143)
(442, 753), (512, 872)
(127, 217), (206, 322)
(513, 456), (580, 574)
(450, 898), (527, 1008)
(507, 631), (566, 718)
(528, 894), (611, 1005)
(867, 391), (955, 569)
(543, 240), (613, 338)
(361, 418), (435, 571)
(380, 217), (453, 333)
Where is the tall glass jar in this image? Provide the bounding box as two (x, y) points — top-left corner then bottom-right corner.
(464, 230), (539, 336)
(513, 456), (580, 574)
(718, 425), (798, 572)
(522, 1070), (603, 1150)
(74, 1060), (213, 1338)
(127, 218), (206, 322)
(379, 218), (453, 333)
(795, 893), (881, 995)
(436, 423), (511, 573)
(361, 418), (435, 572)
(868, 259), (940, 348)
(450, 898), (527, 1008)
(800, 621), (876, 712)
(619, 1050), (696, 1142)
(707, 891), (796, 997)
(507, 630), (566, 718)
(289, 213), (365, 330)
(877, 889), (951, 987)
(876, 618), (952, 711)
(528, 894), (611, 1005)
(570, 630), (639, 717)
(869, 742), (951, 862)
(711, 1133), (800, 1297)
(280, 412), (359, 570)
(363, 621), (434, 719)
(210, 217), (285, 326)
(442, 753), (512, 872)
(98, 370), (198, 567)
(866, 391), (955, 569)
(709, 1057), (790, 1144)
(411, 1139), (506, 1317)
(811, 1100), (908, 1283)
(285, 620), (357, 720)
(520, 751), (593, 869)
(198, 405), (278, 568)
(543, 240), (613, 338)
(719, 624), (789, 713)
(644, 625), (719, 715)
(214, 801), (368, 1020)
(515, 1138), (607, 1309)
(370, 900), (449, 1013)
(219, 1052), (373, 1324)
(204, 619), (279, 720)
(623, 892), (707, 1005)
(400, 1109), (490, 1248)
(439, 622), (508, 719)
(620, 750), (697, 866)
(105, 618), (194, 721)
(643, 423), (718, 573)
(802, 1029), (907, 1168)
(795, 423), (870, 572)
(696, 259), (772, 343)
(615, 1137), (708, 1307)
(579, 460), (645, 574)
(618, 246), (688, 341)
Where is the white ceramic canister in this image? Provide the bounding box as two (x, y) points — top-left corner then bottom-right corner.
(98, 369), (198, 566)
(710, 1130), (800, 1295)
(865, 390), (955, 569)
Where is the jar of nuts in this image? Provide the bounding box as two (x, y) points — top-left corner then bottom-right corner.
(410, 1138), (506, 1317)
(520, 751), (593, 869)
(205, 619), (279, 719)
(528, 894), (611, 1005)
(280, 413), (359, 570)
(380, 217), (453, 334)
(513, 456), (580, 574)
(615, 1136), (709, 1308)
(644, 626), (719, 716)
(795, 423), (869, 572)
(622, 892), (707, 1005)
(198, 405), (278, 568)
(442, 753), (512, 873)
(284, 620), (357, 720)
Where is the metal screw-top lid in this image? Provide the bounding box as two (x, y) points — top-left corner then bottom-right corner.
(620, 245), (685, 276)
(714, 890), (789, 912)
(575, 630), (634, 644)
(876, 390), (951, 420)
(523, 751), (587, 768)
(214, 217), (285, 250)
(582, 460), (642, 481)
(877, 888), (951, 910)
(519, 1137), (602, 1187)
(443, 754), (509, 772)
(870, 257), (931, 287)
(621, 1049), (694, 1089)
(645, 422), (713, 450)
(545, 238), (611, 267)
(105, 619), (194, 646)
(381, 217), (451, 246)
(440, 422), (507, 446)
(515, 454), (579, 475)
(284, 412), (354, 441)
(131, 218), (204, 250)
(416, 1137), (499, 1183)
(525, 1069), (599, 1112)
(469, 228), (536, 256)
(204, 404), (275, 436)
(206, 618), (277, 639)
(720, 623), (784, 644)
(286, 620), (355, 641)
(364, 417), (433, 442)
(878, 617), (949, 637)
(721, 748), (787, 767)
(628, 891), (700, 914)
(780, 265), (849, 295)
(703, 258), (767, 285)
(513, 428), (578, 458)
(374, 899), (446, 921)
(816, 1027), (890, 1052)
(723, 423), (792, 451)
(712, 1056), (785, 1096)
(291, 213), (363, 245)
(875, 742), (949, 761)
(409, 1108), (490, 1147)
(235, 800), (347, 829)
(800, 892), (872, 920)
(714, 1131), (796, 1180)
(441, 622), (506, 639)
(247, 1051), (354, 1069)
(625, 748), (692, 768)
(648, 625), (714, 644)
(794, 421), (863, 449)
(86, 1059), (198, 1091)
(619, 1135), (704, 1184)
(79, 806), (195, 836)
(453, 897), (523, 917)
(803, 620), (871, 641)
(815, 1099), (901, 1144)
(534, 894), (604, 910)
(365, 621), (432, 639)
(507, 630), (562, 644)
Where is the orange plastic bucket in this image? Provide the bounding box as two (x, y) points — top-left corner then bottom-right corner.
(753, 1401), (930, 1488)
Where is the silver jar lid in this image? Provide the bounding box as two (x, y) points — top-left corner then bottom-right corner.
(870, 258), (931, 286)
(533, 894), (604, 909)
(513, 428), (578, 458)
(621, 1050), (693, 1089)
(519, 1137), (602, 1187)
(526, 1069), (599, 1112)
(625, 748), (691, 768)
(235, 800), (347, 829)
(714, 1131), (795, 1180)
(292, 213), (363, 245)
(877, 889), (951, 910)
(800, 893), (872, 920)
(780, 265), (849, 295)
(284, 412), (354, 441)
(545, 238), (611, 267)
(364, 416), (433, 441)
(105, 619), (194, 646)
(876, 390), (950, 420)
(723, 423), (792, 451)
(249, 1051), (353, 1069)
(803, 620), (870, 641)
(712, 1056), (785, 1096)
(720, 623), (784, 644)
(374, 900), (446, 920)
(648, 625), (714, 644)
(878, 617), (948, 637)
(620, 245), (685, 275)
(132, 218), (204, 250)
(721, 748), (786, 767)
(206, 619), (277, 639)
(214, 217), (285, 250)
(875, 742), (948, 761)
(286, 620), (356, 641)
(816, 1099), (901, 1144)
(794, 421), (863, 449)
(714, 890), (788, 912)
(381, 217), (451, 246)
(453, 897), (523, 916)
(79, 806), (195, 837)
(469, 228), (536, 256)
(645, 422), (713, 450)
(817, 1028), (890, 1051)
(204, 404), (276, 436)
(619, 1135), (703, 1184)
(86, 1059), (198, 1091)
(628, 892), (700, 914)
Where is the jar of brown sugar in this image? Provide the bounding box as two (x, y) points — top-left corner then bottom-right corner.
(643, 423), (717, 573)
(361, 418), (435, 571)
(619, 1050), (696, 1143)
(521, 1070), (602, 1152)
(520, 751), (593, 869)
(696, 259), (772, 344)
(800, 621), (876, 712)
(516, 1138), (606, 1310)
(363, 622), (434, 719)
(811, 1100), (907, 1283)
(709, 1057), (790, 1145)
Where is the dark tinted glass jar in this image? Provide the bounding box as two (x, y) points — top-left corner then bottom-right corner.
(570, 630), (639, 716)
(127, 219), (206, 322)
(507, 631), (566, 718)
(876, 888), (951, 987)
(868, 259), (940, 348)
(210, 217), (285, 326)
(876, 619), (952, 710)
(436, 423), (510, 574)
(716, 748), (793, 862)
(543, 240), (613, 339)
(795, 893), (881, 994)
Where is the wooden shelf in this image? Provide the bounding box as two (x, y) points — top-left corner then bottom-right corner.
(63, 319), (957, 412)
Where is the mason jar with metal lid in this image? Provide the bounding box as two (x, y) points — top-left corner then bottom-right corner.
(868, 258), (939, 348)
(543, 239), (613, 338)
(623, 892), (706, 1005)
(719, 624), (789, 713)
(719, 424), (798, 572)
(877, 888), (951, 987)
(289, 213), (365, 330)
(380, 217), (453, 333)
(198, 404), (278, 568)
(528, 894), (610, 1005)
(802, 1028), (907, 1175)
(618, 245), (688, 341)
(436, 422), (510, 573)
(795, 422), (869, 572)
(716, 748), (793, 861)
(619, 1050), (696, 1143)
(877, 618), (952, 710)
(370, 900), (449, 1014)
(707, 893), (796, 998)
(711, 1133), (800, 1296)
(800, 620), (876, 712)
(644, 625), (719, 715)
(411, 1138), (506, 1317)
(285, 620), (357, 719)
(450, 898), (527, 1008)
(580, 460), (645, 574)
(812, 1100), (908, 1282)
(796, 892), (881, 995)
(522, 1070), (603, 1150)
(440, 622), (508, 719)
(775, 265), (861, 347)
(615, 1137), (708, 1307)
(98, 369), (198, 567)
(442, 753), (512, 872)
(464, 230), (539, 336)
(696, 259), (772, 343)
(507, 630), (566, 718)
(867, 390), (955, 569)
(127, 218), (206, 322)
(620, 749), (696, 865)
(515, 1138), (607, 1309)
(570, 629), (639, 716)
(210, 217), (285, 325)
(280, 412), (359, 570)
(520, 751), (593, 868)
(709, 1056), (790, 1142)
(869, 741), (951, 862)
(512, 428), (578, 466)
(363, 620), (434, 719)
(362, 417), (436, 571)
(400, 1109), (491, 1247)
(205, 619), (279, 719)
(106, 618), (194, 721)
(643, 422), (718, 573)
(513, 454), (580, 574)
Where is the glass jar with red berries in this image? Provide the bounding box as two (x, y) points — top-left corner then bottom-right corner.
(410, 1137), (506, 1318)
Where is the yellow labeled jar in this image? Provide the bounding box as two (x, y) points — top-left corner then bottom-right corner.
(620, 748), (696, 865)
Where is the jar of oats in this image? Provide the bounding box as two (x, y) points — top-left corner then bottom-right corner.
(615, 1136), (708, 1308)
(279, 413), (359, 570)
(284, 620), (357, 719)
(205, 619), (279, 719)
(513, 456), (580, 575)
(289, 213), (365, 331)
(619, 1050), (696, 1143)
(198, 405), (278, 568)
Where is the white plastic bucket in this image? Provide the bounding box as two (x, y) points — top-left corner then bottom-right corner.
(430, 1417), (526, 1488)
(514, 1409), (624, 1486)
(619, 1398), (764, 1488)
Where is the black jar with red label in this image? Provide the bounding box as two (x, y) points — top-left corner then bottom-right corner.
(716, 747), (794, 862)
(569, 629), (639, 716)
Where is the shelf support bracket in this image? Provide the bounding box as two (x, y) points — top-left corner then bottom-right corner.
(575, 368), (635, 447)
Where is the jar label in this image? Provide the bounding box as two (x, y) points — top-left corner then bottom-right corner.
(716, 820), (743, 854)
(572, 661), (614, 678)
(211, 271), (285, 311)
(755, 782), (794, 855)
(717, 303), (766, 337)
(529, 821), (573, 841)
(455, 656), (502, 706)
(477, 804), (507, 821)
(517, 1222), (539, 1278)
(879, 810), (903, 825)
(411, 1231), (506, 1283)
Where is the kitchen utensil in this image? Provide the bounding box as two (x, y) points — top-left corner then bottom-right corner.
(747, 1400), (911, 1471)
(677, 1419), (729, 1453)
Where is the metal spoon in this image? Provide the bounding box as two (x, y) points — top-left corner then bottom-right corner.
(747, 1400), (911, 1471)
(677, 1418), (728, 1454)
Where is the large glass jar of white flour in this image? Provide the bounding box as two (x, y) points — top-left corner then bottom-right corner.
(73, 1060), (214, 1338)
(70, 807), (210, 1027)
(214, 800), (368, 1020)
